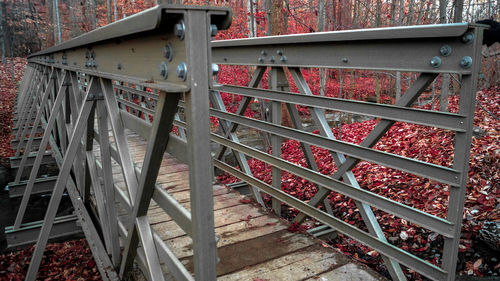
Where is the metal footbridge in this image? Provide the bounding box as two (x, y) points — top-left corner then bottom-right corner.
(5, 4), (485, 281)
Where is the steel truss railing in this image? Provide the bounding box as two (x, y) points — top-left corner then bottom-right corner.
(10, 5), (231, 281)
(10, 5), (485, 281)
(207, 23), (485, 281)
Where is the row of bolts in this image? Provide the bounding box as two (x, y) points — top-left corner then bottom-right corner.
(431, 32), (475, 69)
(44, 25), (478, 76)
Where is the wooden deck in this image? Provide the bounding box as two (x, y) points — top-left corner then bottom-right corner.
(100, 130), (386, 281)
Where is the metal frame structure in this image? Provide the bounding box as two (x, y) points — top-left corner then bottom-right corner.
(209, 23), (485, 281)
(9, 5), (231, 281)
(8, 4), (485, 280)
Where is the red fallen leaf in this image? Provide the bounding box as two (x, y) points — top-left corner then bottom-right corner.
(87, 260), (96, 268)
(241, 215), (252, 222)
(239, 199), (252, 204)
(287, 222), (304, 233)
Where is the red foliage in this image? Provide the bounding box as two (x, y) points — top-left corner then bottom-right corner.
(0, 58), (27, 162)
(217, 86), (500, 279)
(0, 239), (102, 280)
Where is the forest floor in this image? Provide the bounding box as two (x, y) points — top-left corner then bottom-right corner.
(0, 58), (498, 280)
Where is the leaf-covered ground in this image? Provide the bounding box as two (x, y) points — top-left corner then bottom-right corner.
(218, 86), (500, 279)
(0, 239), (101, 281)
(0, 59), (102, 280)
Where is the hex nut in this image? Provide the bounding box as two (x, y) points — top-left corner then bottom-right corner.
(159, 62), (168, 79)
(176, 62), (187, 81)
(174, 20), (186, 40)
(163, 43), (174, 61)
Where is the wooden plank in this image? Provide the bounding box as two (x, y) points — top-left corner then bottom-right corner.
(218, 244), (352, 280)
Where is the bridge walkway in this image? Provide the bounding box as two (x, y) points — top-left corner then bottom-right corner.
(100, 129), (385, 281)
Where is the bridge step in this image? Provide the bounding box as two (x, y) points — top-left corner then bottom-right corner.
(8, 176), (57, 198)
(11, 137), (43, 149)
(11, 125), (44, 135)
(10, 152), (55, 168)
(4, 214), (82, 249)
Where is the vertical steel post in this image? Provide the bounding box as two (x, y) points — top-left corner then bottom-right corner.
(184, 9), (218, 280)
(442, 26), (483, 281)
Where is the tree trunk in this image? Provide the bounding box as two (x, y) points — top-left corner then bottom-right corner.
(318, 0), (326, 96)
(439, 0), (447, 23)
(283, 0), (289, 33)
(270, 0), (284, 35)
(1, 1), (12, 57)
(0, 2), (5, 63)
(453, 0), (464, 22)
(247, 0), (256, 37)
(54, 0), (62, 43)
(107, 0), (113, 23)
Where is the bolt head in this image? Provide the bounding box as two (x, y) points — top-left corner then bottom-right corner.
(460, 56), (472, 68)
(210, 24), (218, 37)
(462, 32), (474, 44)
(159, 62), (168, 79)
(163, 44), (174, 61)
(174, 20), (186, 40)
(280, 55), (287, 62)
(269, 56), (275, 63)
(211, 64), (219, 76)
(342, 58), (348, 63)
(276, 50), (283, 56)
(176, 62), (187, 81)
(440, 45), (452, 57)
(261, 50), (267, 56)
(430, 56), (442, 68)
(117, 63), (122, 70)
(258, 57), (264, 63)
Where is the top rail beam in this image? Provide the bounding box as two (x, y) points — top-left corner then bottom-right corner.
(212, 23), (486, 74)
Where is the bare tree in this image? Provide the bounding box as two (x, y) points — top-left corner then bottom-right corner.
(54, 0), (62, 43)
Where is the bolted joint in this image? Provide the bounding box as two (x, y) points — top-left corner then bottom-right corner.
(176, 62), (187, 81)
(430, 56), (442, 68)
(440, 45), (452, 57)
(159, 62), (168, 79)
(460, 56), (472, 69)
(174, 20), (186, 40)
(211, 64), (219, 76)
